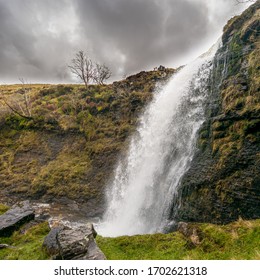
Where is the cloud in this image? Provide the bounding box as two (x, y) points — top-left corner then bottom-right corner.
(0, 0), (251, 83)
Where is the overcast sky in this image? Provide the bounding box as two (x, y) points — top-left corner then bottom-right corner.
(0, 0), (252, 84)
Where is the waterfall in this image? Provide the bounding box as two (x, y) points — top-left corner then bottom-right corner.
(98, 42), (220, 237)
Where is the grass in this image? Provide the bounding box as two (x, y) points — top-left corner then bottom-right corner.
(0, 221), (50, 260)
(96, 219), (260, 260)
(1, 202), (259, 260)
(0, 204), (9, 215)
(0, 203), (50, 260)
(0, 69), (174, 201)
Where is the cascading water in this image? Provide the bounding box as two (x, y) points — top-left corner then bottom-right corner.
(98, 42), (220, 237)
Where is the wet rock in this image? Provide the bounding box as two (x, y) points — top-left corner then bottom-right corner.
(43, 223), (105, 260)
(163, 220), (178, 233)
(0, 201), (35, 237)
(171, 1), (260, 225)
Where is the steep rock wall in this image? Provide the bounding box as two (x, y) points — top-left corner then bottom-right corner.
(172, 1), (260, 224)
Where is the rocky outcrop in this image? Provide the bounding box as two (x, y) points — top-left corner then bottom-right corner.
(177, 222), (203, 246)
(171, 1), (260, 224)
(43, 223), (106, 260)
(0, 201), (35, 237)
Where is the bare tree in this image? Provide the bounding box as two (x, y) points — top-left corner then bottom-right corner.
(18, 78), (33, 117)
(93, 63), (112, 85)
(68, 51), (94, 88)
(0, 79), (33, 120)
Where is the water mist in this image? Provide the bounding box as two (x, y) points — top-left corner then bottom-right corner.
(98, 42), (220, 237)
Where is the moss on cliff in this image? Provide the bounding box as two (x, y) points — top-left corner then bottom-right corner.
(174, 1), (260, 224)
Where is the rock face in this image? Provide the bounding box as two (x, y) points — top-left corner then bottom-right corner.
(0, 201), (35, 237)
(43, 223), (106, 260)
(171, 1), (260, 224)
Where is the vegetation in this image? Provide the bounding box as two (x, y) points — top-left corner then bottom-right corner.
(0, 69), (174, 202)
(1, 198), (259, 260)
(0, 204), (9, 215)
(97, 219), (260, 260)
(175, 1), (260, 224)
(1, 2), (259, 261)
(0, 221), (50, 260)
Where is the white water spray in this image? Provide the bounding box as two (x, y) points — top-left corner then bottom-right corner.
(98, 43), (219, 237)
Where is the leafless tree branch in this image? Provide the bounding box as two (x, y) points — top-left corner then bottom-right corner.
(68, 50), (112, 87)
(68, 50), (94, 88)
(93, 63), (112, 85)
(0, 79), (34, 120)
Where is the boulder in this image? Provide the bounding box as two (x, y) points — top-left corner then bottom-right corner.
(0, 244), (11, 249)
(177, 222), (203, 246)
(42, 227), (61, 258)
(0, 201), (35, 237)
(43, 223), (106, 260)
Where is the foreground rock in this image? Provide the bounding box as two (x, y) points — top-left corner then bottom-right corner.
(0, 244), (12, 249)
(0, 201), (35, 237)
(43, 223), (106, 260)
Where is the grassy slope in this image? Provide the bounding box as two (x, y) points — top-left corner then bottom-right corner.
(97, 219), (260, 260)
(0, 69), (174, 203)
(0, 204), (50, 260)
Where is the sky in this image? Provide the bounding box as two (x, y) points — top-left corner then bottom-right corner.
(0, 0), (252, 84)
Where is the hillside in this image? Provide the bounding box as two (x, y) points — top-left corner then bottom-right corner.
(0, 68), (175, 217)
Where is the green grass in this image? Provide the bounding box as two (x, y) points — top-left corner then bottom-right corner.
(0, 204), (9, 215)
(1, 200), (259, 260)
(96, 219), (260, 260)
(0, 69), (174, 201)
(0, 221), (50, 260)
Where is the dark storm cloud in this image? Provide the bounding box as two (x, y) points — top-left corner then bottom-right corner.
(0, 0), (76, 83)
(0, 0), (250, 83)
(74, 0), (210, 76)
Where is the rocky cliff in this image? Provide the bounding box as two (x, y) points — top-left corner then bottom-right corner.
(172, 1), (260, 224)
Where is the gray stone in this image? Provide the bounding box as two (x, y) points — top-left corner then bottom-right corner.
(85, 238), (106, 260)
(42, 227), (62, 258)
(0, 244), (11, 249)
(0, 201), (35, 237)
(43, 223), (106, 260)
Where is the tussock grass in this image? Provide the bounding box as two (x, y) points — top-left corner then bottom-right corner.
(97, 219), (260, 260)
